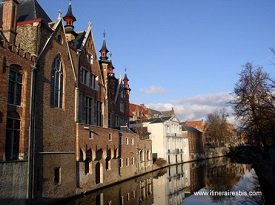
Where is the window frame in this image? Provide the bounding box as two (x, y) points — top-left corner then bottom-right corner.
(50, 55), (64, 108)
(8, 65), (22, 106)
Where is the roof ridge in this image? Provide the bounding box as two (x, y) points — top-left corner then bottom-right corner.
(33, 0), (37, 20)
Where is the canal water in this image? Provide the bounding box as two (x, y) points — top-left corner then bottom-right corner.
(58, 157), (264, 205)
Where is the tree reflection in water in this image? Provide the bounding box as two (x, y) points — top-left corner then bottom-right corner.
(53, 157), (264, 205)
(205, 157), (243, 203)
(185, 158), (264, 205)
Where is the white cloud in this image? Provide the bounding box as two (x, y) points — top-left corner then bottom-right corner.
(146, 92), (236, 123)
(139, 85), (166, 95)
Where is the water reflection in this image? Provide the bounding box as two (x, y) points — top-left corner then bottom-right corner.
(57, 157), (264, 205)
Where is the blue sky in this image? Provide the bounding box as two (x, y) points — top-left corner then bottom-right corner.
(38, 0), (275, 121)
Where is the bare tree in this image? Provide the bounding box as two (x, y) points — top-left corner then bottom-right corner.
(232, 63), (275, 149)
(204, 109), (232, 147)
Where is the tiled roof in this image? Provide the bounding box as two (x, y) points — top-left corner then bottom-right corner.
(145, 116), (172, 124)
(160, 108), (175, 117)
(182, 124), (202, 135)
(74, 31), (86, 49)
(0, 0), (52, 24)
(182, 120), (205, 131)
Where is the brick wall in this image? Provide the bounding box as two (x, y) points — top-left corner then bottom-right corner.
(76, 123), (152, 194)
(0, 40), (35, 161)
(33, 24), (77, 200)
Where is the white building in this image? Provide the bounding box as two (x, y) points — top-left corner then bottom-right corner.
(136, 115), (189, 165)
(153, 163), (191, 205)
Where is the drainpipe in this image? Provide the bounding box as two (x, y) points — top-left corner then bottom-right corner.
(27, 63), (37, 204)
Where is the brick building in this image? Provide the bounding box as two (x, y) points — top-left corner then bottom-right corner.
(181, 124), (205, 160)
(0, 34), (36, 161)
(0, 0), (152, 203)
(99, 36), (131, 129)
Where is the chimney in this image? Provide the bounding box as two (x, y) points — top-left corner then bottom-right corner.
(2, 0), (19, 43)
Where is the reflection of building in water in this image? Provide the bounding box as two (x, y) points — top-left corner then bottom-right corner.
(68, 172), (154, 205)
(189, 161), (206, 193)
(204, 158), (244, 191)
(153, 164), (191, 205)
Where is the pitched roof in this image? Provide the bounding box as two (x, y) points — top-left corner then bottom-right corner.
(161, 108), (175, 117)
(74, 31), (86, 49)
(143, 116), (172, 124)
(182, 120), (205, 132)
(0, 0), (52, 24)
(129, 103), (149, 118)
(182, 124), (202, 135)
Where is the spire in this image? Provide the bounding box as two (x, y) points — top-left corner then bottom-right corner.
(57, 9), (62, 20)
(63, 0), (76, 28)
(123, 68), (129, 82)
(64, 0), (76, 22)
(108, 52), (115, 77)
(123, 68), (130, 92)
(99, 31), (109, 60)
(63, 0), (77, 41)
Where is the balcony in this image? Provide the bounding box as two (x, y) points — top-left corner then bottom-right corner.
(166, 133), (181, 138)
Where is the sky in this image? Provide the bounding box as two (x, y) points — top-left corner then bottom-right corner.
(37, 0), (275, 122)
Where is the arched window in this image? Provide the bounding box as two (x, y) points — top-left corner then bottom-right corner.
(5, 112), (20, 160)
(50, 55), (63, 108)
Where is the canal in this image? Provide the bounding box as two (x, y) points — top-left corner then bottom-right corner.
(56, 157), (264, 205)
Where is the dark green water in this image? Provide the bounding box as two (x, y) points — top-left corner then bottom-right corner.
(57, 157), (264, 205)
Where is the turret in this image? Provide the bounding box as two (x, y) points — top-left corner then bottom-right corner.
(99, 31), (109, 61)
(123, 69), (131, 92)
(108, 53), (115, 77)
(63, 0), (77, 41)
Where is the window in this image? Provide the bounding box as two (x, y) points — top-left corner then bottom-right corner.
(106, 157), (111, 170)
(108, 133), (112, 141)
(54, 167), (61, 185)
(50, 55), (63, 108)
(131, 138), (134, 145)
(126, 157), (129, 167)
(80, 67), (89, 86)
(132, 157), (135, 165)
(85, 160), (92, 174)
(89, 131), (93, 139)
(120, 158), (123, 168)
(90, 73), (97, 89)
(85, 96), (93, 124)
(96, 101), (102, 126)
(5, 114), (20, 160)
(120, 196), (124, 205)
(125, 137), (129, 145)
(8, 65), (22, 106)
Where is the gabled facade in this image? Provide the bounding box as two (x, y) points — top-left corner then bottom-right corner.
(33, 17), (78, 199)
(132, 113), (189, 164)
